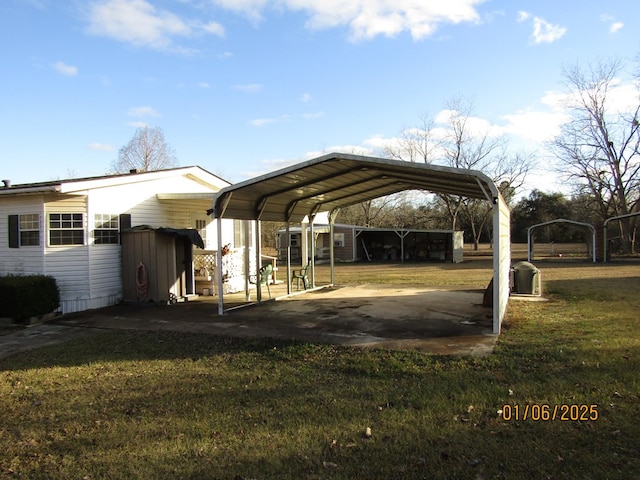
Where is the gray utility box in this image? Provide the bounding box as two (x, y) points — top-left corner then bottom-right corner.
(512, 261), (540, 295)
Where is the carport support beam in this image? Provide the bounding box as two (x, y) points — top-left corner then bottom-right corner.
(286, 223), (292, 294)
(216, 216), (225, 315)
(309, 214), (316, 288)
(255, 220), (262, 302)
(244, 220), (251, 301)
(329, 209), (339, 285)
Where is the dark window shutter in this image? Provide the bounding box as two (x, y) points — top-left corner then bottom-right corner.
(8, 215), (19, 248)
(119, 213), (132, 231)
(119, 213), (131, 245)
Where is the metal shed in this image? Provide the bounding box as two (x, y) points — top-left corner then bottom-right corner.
(210, 153), (511, 334)
(121, 226), (204, 304)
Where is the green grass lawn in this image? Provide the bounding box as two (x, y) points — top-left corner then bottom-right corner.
(1, 260), (639, 479)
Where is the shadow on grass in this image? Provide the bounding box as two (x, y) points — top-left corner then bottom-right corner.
(0, 330), (309, 371)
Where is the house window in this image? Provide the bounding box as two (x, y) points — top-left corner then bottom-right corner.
(195, 219), (207, 249)
(20, 214), (40, 246)
(334, 233), (345, 248)
(94, 214), (119, 244)
(289, 234), (299, 247)
(49, 213), (84, 246)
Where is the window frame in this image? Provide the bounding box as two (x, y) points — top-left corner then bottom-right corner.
(93, 213), (120, 245)
(19, 213), (41, 247)
(48, 213), (85, 246)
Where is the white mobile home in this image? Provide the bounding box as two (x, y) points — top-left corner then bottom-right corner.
(0, 166), (238, 313)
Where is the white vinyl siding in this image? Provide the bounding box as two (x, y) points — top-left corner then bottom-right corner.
(0, 197), (46, 275)
(44, 196), (90, 312)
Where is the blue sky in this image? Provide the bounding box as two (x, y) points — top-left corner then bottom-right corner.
(1, 0), (639, 193)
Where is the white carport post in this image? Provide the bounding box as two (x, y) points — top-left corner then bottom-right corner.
(301, 220), (309, 267)
(255, 219), (262, 302)
(493, 194), (511, 335)
(216, 216), (224, 315)
(309, 213), (316, 288)
(244, 220), (251, 301)
(286, 223), (292, 294)
(329, 209), (339, 285)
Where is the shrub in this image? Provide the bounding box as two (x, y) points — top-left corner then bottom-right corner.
(0, 275), (60, 321)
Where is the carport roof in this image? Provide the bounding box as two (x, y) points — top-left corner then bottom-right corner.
(211, 153), (500, 223)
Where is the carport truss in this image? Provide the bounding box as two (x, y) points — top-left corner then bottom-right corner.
(210, 153), (511, 334)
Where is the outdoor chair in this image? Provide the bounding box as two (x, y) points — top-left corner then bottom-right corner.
(249, 263), (273, 298)
(291, 263), (310, 290)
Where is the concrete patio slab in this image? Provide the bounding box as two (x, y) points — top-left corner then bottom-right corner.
(1, 284), (498, 359)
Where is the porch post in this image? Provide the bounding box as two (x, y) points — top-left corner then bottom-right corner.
(244, 220), (250, 301)
(216, 216), (224, 315)
(309, 214), (316, 288)
(286, 223), (291, 295)
(329, 211), (337, 286)
(255, 220), (262, 302)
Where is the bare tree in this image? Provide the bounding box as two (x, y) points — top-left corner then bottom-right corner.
(386, 98), (531, 247)
(549, 59), (640, 253)
(336, 195), (402, 227)
(113, 126), (178, 173)
(383, 113), (438, 163)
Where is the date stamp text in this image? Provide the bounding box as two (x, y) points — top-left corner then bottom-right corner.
(500, 404), (599, 421)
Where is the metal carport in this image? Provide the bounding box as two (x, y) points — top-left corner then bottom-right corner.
(210, 153), (511, 334)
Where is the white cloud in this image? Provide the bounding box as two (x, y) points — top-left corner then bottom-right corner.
(54, 61), (78, 76)
(86, 0), (224, 51)
(202, 21), (225, 36)
(219, 51), (234, 59)
(210, 0), (485, 40)
(209, 0), (269, 23)
(516, 11), (530, 23)
(531, 16), (566, 44)
(610, 22), (624, 33)
(232, 83), (263, 93)
(199, 82), (211, 88)
(250, 111), (322, 126)
(599, 15), (624, 34)
(127, 106), (160, 117)
(250, 118), (279, 126)
(300, 93), (312, 103)
(302, 111), (324, 119)
(88, 143), (116, 152)
(85, 0), (487, 49)
(502, 109), (568, 142)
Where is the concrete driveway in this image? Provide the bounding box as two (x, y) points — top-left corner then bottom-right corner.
(1, 284), (498, 359)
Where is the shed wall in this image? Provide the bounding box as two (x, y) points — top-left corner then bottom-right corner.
(121, 230), (180, 304)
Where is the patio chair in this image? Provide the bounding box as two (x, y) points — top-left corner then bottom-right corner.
(291, 263), (310, 290)
(249, 263), (273, 298)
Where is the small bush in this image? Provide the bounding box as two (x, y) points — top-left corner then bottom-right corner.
(0, 275), (60, 321)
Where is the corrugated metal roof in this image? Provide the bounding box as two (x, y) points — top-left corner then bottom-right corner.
(212, 153), (501, 222)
